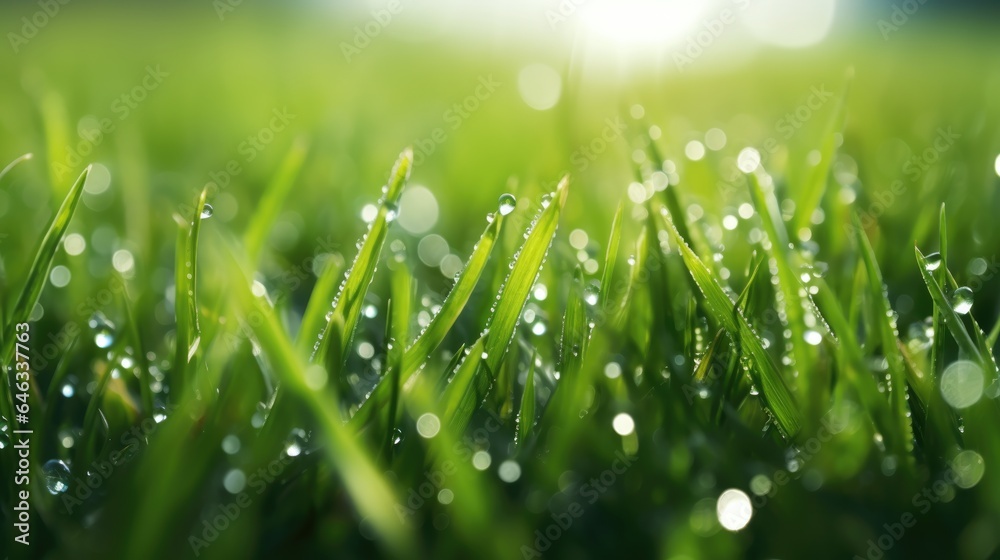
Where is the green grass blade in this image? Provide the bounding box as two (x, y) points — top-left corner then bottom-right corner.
(171, 188), (209, 394)
(40, 91), (71, 193)
(296, 255), (343, 351)
(3, 166), (90, 334)
(657, 205), (802, 437)
(442, 177), (569, 432)
(347, 184), (505, 432)
(383, 263), (411, 458)
(794, 68), (852, 231)
(930, 204), (949, 377)
(230, 254), (412, 554)
(599, 200), (624, 305)
(516, 351), (536, 448)
(121, 278), (154, 416)
(243, 136), (310, 262)
(312, 148), (412, 372)
(915, 248), (988, 368)
(747, 172), (816, 403)
(440, 337), (487, 429)
(403, 212), (505, 373)
(538, 268), (596, 448)
(0, 153), (32, 185)
(1, 166), (91, 432)
(853, 216), (915, 463)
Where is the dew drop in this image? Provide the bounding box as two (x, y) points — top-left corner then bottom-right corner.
(384, 203), (399, 222)
(43, 459), (71, 494)
(88, 312), (116, 349)
(498, 193), (517, 216)
(923, 252), (942, 271)
(951, 287), (974, 315)
(200, 204), (214, 219)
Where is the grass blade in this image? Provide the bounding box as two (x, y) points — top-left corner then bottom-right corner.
(230, 254), (412, 554)
(853, 216), (916, 465)
(1, 166), (90, 429)
(243, 136), (310, 262)
(516, 351), (536, 448)
(312, 148), (412, 373)
(747, 172), (818, 407)
(171, 188), (209, 394)
(657, 205), (802, 437)
(0, 153), (32, 185)
(794, 68), (852, 231)
(599, 200), (624, 305)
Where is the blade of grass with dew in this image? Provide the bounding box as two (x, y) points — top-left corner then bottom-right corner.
(516, 351), (536, 449)
(76, 355), (116, 478)
(657, 205), (802, 437)
(794, 69), (852, 232)
(930, 205), (949, 378)
(0, 166), (90, 432)
(121, 277), (154, 416)
(853, 216), (916, 469)
(442, 178), (569, 433)
(349, 193), (506, 431)
(748, 172), (818, 404)
(401, 369), (515, 560)
(312, 148), (411, 374)
(599, 200), (624, 306)
(383, 263), (411, 460)
(440, 337), (487, 430)
(296, 256), (343, 351)
(915, 249), (1000, 507)
(914, 248), (987, 368)
(171, 188), (208, 395)
(243, 136), (310, 263)
(230, 255), (412, 554)
(535, 267), (593, 462)
(811, 275), (916, 460)
(402, 212), (505, 374)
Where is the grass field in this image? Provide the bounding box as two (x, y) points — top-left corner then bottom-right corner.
(2, 3), (1000, 559)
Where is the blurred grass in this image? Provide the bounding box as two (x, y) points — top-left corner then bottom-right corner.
(1, 4), (1000, 560)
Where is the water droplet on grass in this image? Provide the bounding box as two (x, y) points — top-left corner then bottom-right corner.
(43, 460), (71, 494)
(384, 203), (399, 222)
(924, 252), (942, 271)
(200, 204), (214, 219)
(498, 193), (516, 215)
(89, 312), (116, 349)
(951, 287), (974, 314)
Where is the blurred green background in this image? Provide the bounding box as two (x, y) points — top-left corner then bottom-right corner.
(3, 1), (1000, 559)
